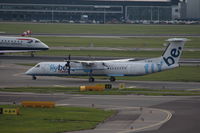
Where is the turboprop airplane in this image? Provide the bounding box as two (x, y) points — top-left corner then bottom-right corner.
(0, 36), (49, 57)
(26, 38), (188, 82)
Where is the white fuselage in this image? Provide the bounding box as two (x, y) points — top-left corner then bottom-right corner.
(25, 38), (187, 81)
(26, 57), (178, 77)
(0, 36), (49, 52)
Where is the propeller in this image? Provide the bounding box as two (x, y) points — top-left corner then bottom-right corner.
(65, 54), (71, 75)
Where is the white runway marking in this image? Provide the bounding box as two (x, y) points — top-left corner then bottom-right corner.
(118, 108), (172, 133)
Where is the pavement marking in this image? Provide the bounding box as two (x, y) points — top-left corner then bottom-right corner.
(74, 95), (181, 100)
(54, 85), (65, 87)
(57, 104), (70, 106)
(118, 108), (172, 133)
(187, 88), (200, 91)
(127, 86), (137, 88)
(13, 73), (27, 77)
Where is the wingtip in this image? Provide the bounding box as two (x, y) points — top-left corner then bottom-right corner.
(166, 38), (189, 42)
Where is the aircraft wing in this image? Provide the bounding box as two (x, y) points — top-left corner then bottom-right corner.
(71, 60), (107, 70)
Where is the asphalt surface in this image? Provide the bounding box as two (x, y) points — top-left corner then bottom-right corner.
(139, 97), (200, 133)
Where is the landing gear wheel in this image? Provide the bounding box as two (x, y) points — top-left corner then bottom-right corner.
(32, 76), (37, 80)
(109, 76), (116, 82)
(89, 77), (95, 82)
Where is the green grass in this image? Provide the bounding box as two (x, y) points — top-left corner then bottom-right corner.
(118, 66), (200, 82)
(78, 89), (200, 96)
(37, 36), (200, 48)
(10, 50), (200, 58)
(0, 105), (114, 133)
(0, 87), (79, 93)
(16, 63), (36, 66)
(1, 23), (200, 35)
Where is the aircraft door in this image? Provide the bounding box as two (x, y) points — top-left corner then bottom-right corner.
(127, 64), (134, 75)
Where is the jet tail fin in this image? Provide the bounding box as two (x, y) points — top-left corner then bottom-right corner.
(162, 38), (188, 66)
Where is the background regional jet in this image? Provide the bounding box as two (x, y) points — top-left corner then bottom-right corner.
(26, 38), (187, 82)
(0, 36), (49, 57)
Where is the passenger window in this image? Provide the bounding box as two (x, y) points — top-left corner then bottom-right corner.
(35, 40), (40, 43)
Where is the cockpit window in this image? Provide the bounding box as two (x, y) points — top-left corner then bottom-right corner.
(35, 64), (40, 68)
(35, 40), (40, 43)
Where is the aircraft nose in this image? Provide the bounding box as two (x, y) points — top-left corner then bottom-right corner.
(25, 68), (34, 75)
(42, 43), (49, 50)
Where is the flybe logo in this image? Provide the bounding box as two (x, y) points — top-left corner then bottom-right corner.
(163, 47), (182, 66)
(50, 64), (68, 72)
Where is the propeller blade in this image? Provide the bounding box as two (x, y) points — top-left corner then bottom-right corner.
(65, 54), (71, 75)
(68, 66), (71, 75)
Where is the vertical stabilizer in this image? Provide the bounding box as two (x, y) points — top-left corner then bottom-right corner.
(162, 38), (188, 66)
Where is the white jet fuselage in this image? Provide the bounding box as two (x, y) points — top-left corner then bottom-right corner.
(0, 36), (49, 52)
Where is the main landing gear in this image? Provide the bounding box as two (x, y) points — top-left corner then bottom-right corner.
(109, 76), (116, 82)
(88, 69), (116, 82)
(89, 77), (95, 82)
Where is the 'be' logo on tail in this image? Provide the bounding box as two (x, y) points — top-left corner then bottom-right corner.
(163, 47), (182, 66)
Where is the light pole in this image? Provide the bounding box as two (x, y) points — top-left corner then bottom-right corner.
(150, 7), (153, 21)
(157, 7), (160, 21)
(51, 9), (54, 23)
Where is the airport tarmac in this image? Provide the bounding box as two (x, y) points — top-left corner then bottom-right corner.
(0, 92), (200, 133)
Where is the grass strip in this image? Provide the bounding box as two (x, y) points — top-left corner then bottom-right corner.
(37, 36), (200, 48)
(8, 50), (200, 58)
(0, 105), (114, 133)
(117, 66), (200, 82)
(1, 23), (200, 35)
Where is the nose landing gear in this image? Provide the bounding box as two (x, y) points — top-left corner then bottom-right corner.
(109, 76), (116, 82)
